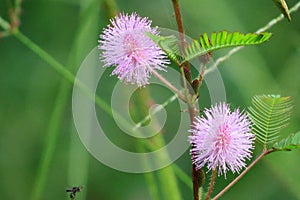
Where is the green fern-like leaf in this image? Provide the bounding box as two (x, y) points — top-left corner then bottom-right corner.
(248, 95), (293, 146)
(146, 33), (182, 64)
(272, 131), (300, 151)
(183, 31), (272, 63)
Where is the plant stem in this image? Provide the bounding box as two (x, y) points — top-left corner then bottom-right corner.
(12, 29), (110, 116)
(30, 85), (70, 200)
(8, 5), (103, 200)
(173, 164), (193, 190)
(0, 16), (11, 30)
(192, 165), (200, 200)
(132, 88), (182, 200)
(137, 142), (160, 200)
(179, 65), (198, 200)
(154, 134), (182, 200)
(66, 1), (102, 200)
(30, 0), (101, 198)
(149, 66), (186, 102)
(13, 31), (76, 83)
(171, 0), (185, 47)
(212, 148), (269, 200)
(205, 170), (217, 200)
(1, 6), (191, 200)
(22, 27), (76, 199)
(171, 0), (192, 81)
(10, 0), (22, 29)
(10, 28), (189, 198)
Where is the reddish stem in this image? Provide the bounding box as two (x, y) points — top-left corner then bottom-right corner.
(192, 164), (200, 200)
(212, 148), (270, 200)
(171, 0), (191, 75)
(171, 1), (199, 200)
(205, 169), (217, 200)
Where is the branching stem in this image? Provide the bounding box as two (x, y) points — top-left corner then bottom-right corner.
(171, 1), (200, 200)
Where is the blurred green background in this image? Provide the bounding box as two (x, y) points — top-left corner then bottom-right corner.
(1, 0), (300, 199)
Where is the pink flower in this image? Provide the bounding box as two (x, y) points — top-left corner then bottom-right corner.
(98, 13), (169, 87)
(189, 103), (254, 177)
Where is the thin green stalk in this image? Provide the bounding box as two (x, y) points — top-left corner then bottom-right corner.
(133, 89), (182, 200)
(140, 127), (194, 191)
(136, 142), (160, 200)
(27, 16), (78, 200)
(66, 1), (101, 200)
(11, 29), (111, 117)
(0, 17), (10, 29)
(29, 1), (101, 199)
(0, 15), (102, 200)
(1, 9), (191, 200)
(30, 77), (71, 200)
(153, 134), (182, 200)
(10, 27), (189, 198)
(0, 14), (11, 37)
(13, 30), (75, 84)
(13, 30), (177, 199)
(11, 0), (22, 27)
(173, 164), (193, 190)
(67, 126), (89, 200)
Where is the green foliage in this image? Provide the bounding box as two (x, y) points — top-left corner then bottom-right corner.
(146, 33), (183, 64)
(272, 131), (300, 151)
(148, 31), (272, 66)
(248, 95), (293, 146)
(272, 0), (291, 21)
(183, 31), (272, 62)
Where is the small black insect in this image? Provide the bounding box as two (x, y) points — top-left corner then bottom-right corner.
(66, 186), (83, 200)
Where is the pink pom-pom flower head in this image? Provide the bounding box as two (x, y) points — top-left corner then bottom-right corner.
(98, 13), (169, 87)
(189, 103), (255, 178)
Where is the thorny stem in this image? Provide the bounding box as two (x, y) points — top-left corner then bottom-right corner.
(171, 0), (192, 80)
(212, 148), (270, 200)
(171, 1), (199, 200)
(171, 0), (185, 48)
(205, 169), (217, 200)
(192, 165), (200, 200)
(204, 0), (300, 76)
(179, 67), (199, 200)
